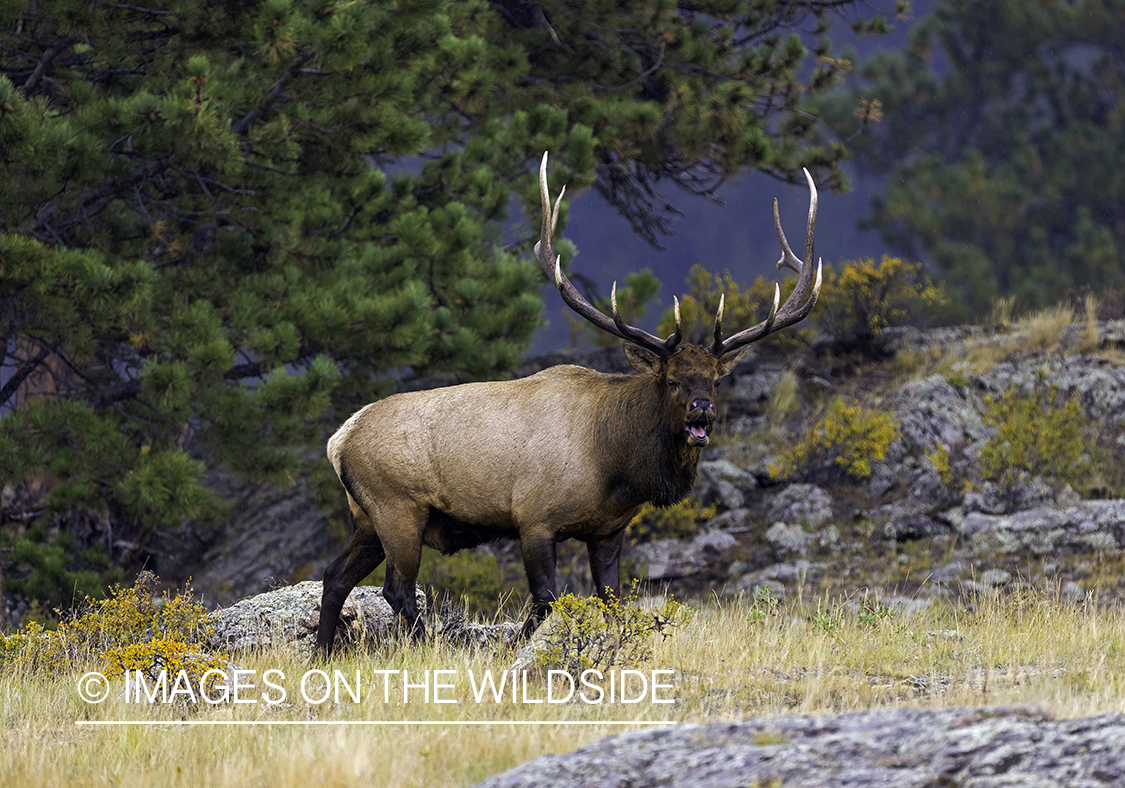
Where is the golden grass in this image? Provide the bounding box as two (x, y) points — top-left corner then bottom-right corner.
(4, 591), (1125, 788)
(764, 370), (801, 423)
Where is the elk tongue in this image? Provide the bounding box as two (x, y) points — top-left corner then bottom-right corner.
(688, 424), (708, 441)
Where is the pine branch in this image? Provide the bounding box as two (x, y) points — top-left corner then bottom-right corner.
(21, 36), (71, 95)
(0, 345), (54, 408)
(232, 49), (316, 135)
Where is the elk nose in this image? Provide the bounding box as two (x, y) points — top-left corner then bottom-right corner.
(691, 398), (716, 414)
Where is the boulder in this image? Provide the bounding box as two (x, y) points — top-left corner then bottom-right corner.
(633, 530), (739, 581)
(470, 707), (1125, 788)
(207, 580), (426, 653)
(765, 484), (833, 529)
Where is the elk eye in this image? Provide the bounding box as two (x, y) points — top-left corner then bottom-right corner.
(667, 379), (679, 390)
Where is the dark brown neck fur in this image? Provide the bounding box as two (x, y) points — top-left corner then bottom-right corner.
(595, 372), (701, 511)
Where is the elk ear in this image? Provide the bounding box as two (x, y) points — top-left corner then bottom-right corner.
(623, 343), (662, 374)
(718, 346), (751, 377)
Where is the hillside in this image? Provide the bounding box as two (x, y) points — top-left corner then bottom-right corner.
(132, 310), (1125, 616)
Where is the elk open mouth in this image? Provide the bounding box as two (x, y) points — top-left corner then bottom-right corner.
(685, 416), (712, 446)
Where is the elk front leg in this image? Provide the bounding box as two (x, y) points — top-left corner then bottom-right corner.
(519, 529), (558, 639)
(587, 530), (625, 604)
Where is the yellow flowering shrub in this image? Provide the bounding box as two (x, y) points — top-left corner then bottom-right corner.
(535, 581), (694, 674)
(628, 497), (716, 545)
(925, 443), (954, 485)
(0, 572), (226, 687)
(979, 386), (1090, 488)
(770, 398), (900, 482)
(817, 256), (946, 351)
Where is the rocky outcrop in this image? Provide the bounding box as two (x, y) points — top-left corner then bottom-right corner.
(957, 499), (1125, 556)
(207, 580), (426, 653)
(207, 580), (515, 653)
(470, 706), (1125, 788)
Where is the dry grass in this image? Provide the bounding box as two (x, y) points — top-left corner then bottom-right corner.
(4, 590), (1125, 788)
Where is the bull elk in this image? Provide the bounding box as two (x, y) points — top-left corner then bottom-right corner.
(316, 152), (822, 654)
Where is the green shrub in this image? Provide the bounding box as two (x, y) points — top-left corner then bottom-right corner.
(979, 386), (1090, 488)
(746, 584), (781, 624)
(1, 520), (125, 610)
(535, 581), (693, 674)
(770, 398), (900, 482)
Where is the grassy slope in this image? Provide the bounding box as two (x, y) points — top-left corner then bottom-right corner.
(4, 589), (1125, 788)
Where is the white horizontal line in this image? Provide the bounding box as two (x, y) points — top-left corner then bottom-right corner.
(75, 720), (677, 727)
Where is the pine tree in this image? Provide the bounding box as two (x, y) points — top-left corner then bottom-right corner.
(821, 0), (1125, 315)
(0, 0), (890, 608)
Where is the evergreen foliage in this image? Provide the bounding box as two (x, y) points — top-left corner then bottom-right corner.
(0, 1), (891, 610)
(822, 0), (1125, 315)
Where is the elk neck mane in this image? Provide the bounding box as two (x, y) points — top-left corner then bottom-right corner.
(592, 369), (701, 510)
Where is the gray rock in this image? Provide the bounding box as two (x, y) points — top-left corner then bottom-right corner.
(470, 707), (1125, 788)
(728, 369), (782, 404)
(882, 513), (942, 542)
(697, 460), (757, 510)
(764, 522), (813, 558)
(766, 483), (833, 528)
(864, 462), (899, 499)
(207, 580), (426, 653)
(706, 508), (751, 531)
(961, 500), (1125, 556)
(964, 478), (1057, 516)
(893, 375), (987, 458)
(908, 465), (956, 511)
(928, 559), (966, 583)
(1061, 581), (1086, 604)
(979, 568), (1012, 586)
(634, 529), (738, 580)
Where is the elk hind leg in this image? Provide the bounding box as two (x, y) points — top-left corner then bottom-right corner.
(380, 502), (429, 639)
(318, 495), (386, 656)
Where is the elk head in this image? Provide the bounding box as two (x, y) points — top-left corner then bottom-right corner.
(533, 152), (822, 447)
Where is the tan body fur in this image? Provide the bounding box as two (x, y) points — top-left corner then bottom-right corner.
(329, 365), (663, 543)
(316, 347), (724, 653)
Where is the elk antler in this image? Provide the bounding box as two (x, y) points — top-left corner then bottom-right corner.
(534, 152), (683, 359)
(711, 168), (823, 357)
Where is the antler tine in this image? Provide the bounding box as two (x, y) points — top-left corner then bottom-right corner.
(713, 292), (725, 352)
(534, 151), (566, 280)
(537, 152), (682, 358)
(712, 168), (822, 356)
